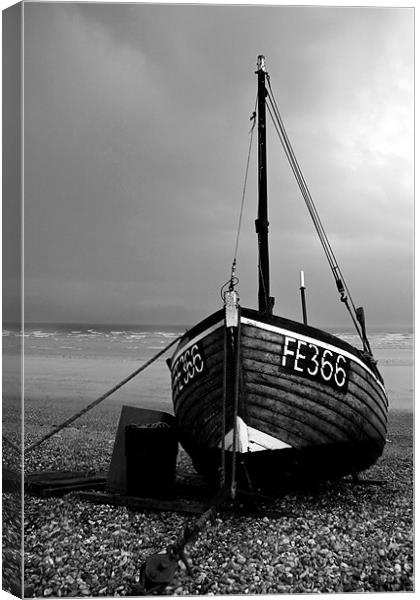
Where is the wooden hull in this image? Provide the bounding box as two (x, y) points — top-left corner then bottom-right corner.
(170, 307), (388, 488)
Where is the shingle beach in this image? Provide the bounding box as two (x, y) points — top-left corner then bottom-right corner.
(3, 404), (413, 596)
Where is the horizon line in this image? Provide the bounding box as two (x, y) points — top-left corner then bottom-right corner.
(3, 320), (414, 332)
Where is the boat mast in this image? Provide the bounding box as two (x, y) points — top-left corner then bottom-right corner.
(256, 55), (274, 315)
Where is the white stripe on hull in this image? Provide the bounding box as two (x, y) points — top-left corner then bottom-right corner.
(171, 312), (386, 400)
(241, 316), (386, 394)
(171, 320), (224, 364)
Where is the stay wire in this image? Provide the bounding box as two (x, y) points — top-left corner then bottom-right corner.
(221, 98), (257, 300)
(266, 91), (335, 272)
(266, 79), (336, 260)
(265, 76), (365, 344)
(266, 94), (362, 337)
(266, 98), (336, 273)
(266, 81), (347, 283)
(233, 98), (258, 263)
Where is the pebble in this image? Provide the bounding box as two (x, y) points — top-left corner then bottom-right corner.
(3, 411), (413, 596)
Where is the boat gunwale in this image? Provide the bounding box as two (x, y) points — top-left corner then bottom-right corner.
(171, 307), (386, 393)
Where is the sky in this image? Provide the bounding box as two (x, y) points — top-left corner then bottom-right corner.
(3, 1), (414, 328)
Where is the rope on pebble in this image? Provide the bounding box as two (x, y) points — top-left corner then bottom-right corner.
(131, 486), (229, 595)
(24, 335), (182, 455)
(2, 435), (20, 453)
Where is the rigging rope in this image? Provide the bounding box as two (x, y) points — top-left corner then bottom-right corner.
(25, 335), (182, 454)
(233, 100), (257, 263)
(221, 98), (258, 299)
(265, 74), (370, 351)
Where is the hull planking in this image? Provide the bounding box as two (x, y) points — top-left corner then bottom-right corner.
(169, 307), (388, 489)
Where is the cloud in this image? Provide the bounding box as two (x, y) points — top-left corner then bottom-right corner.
(20, 3), (413, 328)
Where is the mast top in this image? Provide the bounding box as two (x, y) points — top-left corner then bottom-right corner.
(257, 55), (267, 72)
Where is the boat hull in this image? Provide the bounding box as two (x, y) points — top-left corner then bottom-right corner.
(186, 439), (385, 490)
(170, 307), (388, 488)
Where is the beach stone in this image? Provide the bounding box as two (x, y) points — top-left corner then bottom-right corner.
(20, 413), (413, 597)
(80, 587), (90, 596)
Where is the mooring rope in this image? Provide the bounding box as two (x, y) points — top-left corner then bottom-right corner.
(2, 435), (20, 453)
(25, 335), (182, 454)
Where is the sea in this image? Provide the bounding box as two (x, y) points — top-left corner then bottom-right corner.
(2, 323), (414, 412)
(3, 323), (183, 360)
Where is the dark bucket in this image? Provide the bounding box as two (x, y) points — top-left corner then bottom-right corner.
(125, 421), (178, 498)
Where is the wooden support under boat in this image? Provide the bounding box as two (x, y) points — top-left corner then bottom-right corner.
(25, 471), (107, 497)
(77, 491), (211, 515)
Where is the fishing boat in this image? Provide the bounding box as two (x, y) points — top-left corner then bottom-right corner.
(168, 56), (388, 493)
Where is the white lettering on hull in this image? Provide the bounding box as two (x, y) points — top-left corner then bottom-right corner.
(171, 320), (224, 365)
(241, 316), (385, 394)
